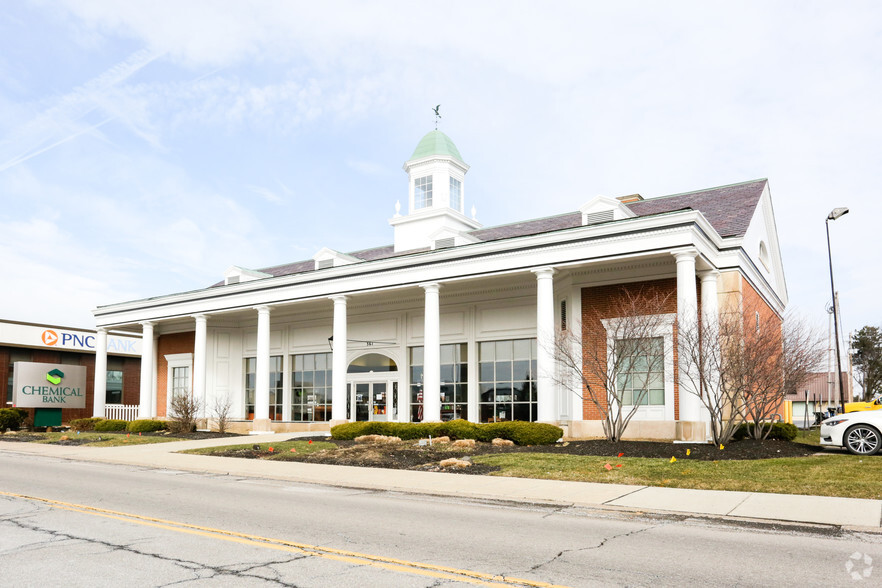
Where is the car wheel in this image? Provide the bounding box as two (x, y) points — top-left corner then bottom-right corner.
(844, 424), (882, 456)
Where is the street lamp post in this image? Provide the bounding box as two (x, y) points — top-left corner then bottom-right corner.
(825, 207), (849, 413)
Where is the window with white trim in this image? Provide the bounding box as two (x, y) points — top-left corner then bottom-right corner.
(449, 177), (462, 211)
(616, 337), (665, 406)
(165, 353), (193, 415)
(601, 314), (676, 420)
(414, 176), (433, 209)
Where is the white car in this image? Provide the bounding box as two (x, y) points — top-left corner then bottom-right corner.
(820, 410), (882, 455)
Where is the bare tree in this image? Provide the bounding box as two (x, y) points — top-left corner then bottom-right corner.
(212, 394), (233, 434)
(553, 286), (675, 442)
(679, 298), (824, 443)
(168, 392), (202, 434)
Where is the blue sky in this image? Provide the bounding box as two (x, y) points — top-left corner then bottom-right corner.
(1, 1), (879, 349)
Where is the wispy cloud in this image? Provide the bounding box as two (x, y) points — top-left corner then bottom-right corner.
(0, 49), (162, 172)
(246, 184), (284, 204)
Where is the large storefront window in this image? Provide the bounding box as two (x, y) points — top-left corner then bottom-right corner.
(478, 339), (537, 422)
(244, 355), (283, 420)
(410, 344), (468, 421)
(292, 352), (333, 422)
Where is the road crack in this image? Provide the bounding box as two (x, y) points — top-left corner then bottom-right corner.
(1, 514), (304, 587)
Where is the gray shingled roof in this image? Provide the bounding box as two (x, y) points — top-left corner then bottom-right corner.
(627, 179), (766, 238)
(216, 179), (767, 286)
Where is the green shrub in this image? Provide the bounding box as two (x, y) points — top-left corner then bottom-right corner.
(127, 419), (167, 433)
(734, 421), (799, 441)
(70, 417), (103, 432)
(331, 420), (563, 445)
(94, 419), (128, 432)
(0, 408), (27, 432)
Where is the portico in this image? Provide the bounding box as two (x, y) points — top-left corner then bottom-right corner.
(92, 130), (786, 440)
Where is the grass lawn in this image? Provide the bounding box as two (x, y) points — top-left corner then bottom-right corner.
(37, 432), (187, 447)
(473, 451), (882, 499)
(183, 440), (337, 459)
(793, 428), (821, 446)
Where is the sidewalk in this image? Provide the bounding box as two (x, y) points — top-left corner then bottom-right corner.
(3, 434), (881, 531)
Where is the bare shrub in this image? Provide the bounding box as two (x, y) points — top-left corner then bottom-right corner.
(212, 394), (233, 434)
(553, 286), (674, 442)
(679, 299), (824, 444)
(168, 393), (202, 434)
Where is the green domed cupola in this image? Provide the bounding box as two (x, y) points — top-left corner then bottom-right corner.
(410, 130), (464, 162)
(390, 129), (481, 252)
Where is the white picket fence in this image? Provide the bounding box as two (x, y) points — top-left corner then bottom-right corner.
(104, 404), (140, 421)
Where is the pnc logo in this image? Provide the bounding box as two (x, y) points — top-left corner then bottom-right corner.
(42, 330), (59, 346)
(46, 369), (64, 386)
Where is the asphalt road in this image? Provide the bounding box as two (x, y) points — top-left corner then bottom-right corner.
(0, 451), (879, 587)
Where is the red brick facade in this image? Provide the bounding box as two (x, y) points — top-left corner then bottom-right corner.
(1, 346), (141, 425)
(578, 273), (780, 422)
(581, 279), (680, 420)
(156, 332), (195, 417)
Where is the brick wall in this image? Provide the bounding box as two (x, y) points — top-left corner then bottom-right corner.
(581, 279), (681, 420)
(741, 276), (785, 417)
(156, 332), (195, 417)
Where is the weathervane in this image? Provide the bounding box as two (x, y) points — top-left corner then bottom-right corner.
(433, 104), (441, 130)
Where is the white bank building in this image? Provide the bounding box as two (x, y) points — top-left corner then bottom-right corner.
(92, 130), (787, 440)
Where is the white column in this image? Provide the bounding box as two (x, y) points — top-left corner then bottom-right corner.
(254, 306), (271, 427)
(138, 321), (155, 419)
(532, 267), (556, 422)
(193, 314), (207, 416)
(422, 283), (441, 422)
(92, 328), (108, 418)
(151, 334), (159, 418)
(331, 296), (348, 421)
(699, 270), (720, 424)
(675, 250), (701, 422)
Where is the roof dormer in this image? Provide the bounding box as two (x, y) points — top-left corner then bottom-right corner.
(312, 247), (360, 270)
(428, 227), (480, 250)
(223, 265), (272, 285)
(579, 195), (637, 226)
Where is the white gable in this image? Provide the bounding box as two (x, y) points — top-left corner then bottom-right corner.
(312, 247), (360, 270)
(428, 227), (480, 250)
(578, 196), (637, 225)
(223, 265), (272, 285)
(741, 183), (788, 305)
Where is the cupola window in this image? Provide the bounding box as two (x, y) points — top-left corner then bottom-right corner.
(414, 176), (433, 209)
(450, 177), (462, 211)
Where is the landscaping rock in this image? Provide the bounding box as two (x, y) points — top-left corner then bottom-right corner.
(355, 434), (402, 445)
(492, 438), (515, 446)
(439, 458), (472, 468)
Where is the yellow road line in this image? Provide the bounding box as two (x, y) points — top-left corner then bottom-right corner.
(0, 490), (570, 588)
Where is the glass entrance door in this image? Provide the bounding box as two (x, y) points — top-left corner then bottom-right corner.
(350, 381), (396, 422)
(354, 383), (370, 421)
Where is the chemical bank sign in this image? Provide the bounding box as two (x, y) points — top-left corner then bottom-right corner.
(12, 362), (87, 409)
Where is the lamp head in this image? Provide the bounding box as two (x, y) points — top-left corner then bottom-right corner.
(827, 207), (849, 221)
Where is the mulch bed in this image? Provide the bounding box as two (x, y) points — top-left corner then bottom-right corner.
(215, 436), (822, 475)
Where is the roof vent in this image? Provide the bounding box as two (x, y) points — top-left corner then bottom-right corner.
(317, 259), (334, 270)
(434, 237), (456, 249)
(225, 276), (240, 285)
(583, 210), (615, 225)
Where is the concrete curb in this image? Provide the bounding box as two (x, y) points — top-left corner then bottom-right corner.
(3, 435), (881, 531)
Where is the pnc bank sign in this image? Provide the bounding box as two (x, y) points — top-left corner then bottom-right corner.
(38, 328), (139, 355)
(12, 362), (87, 409)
